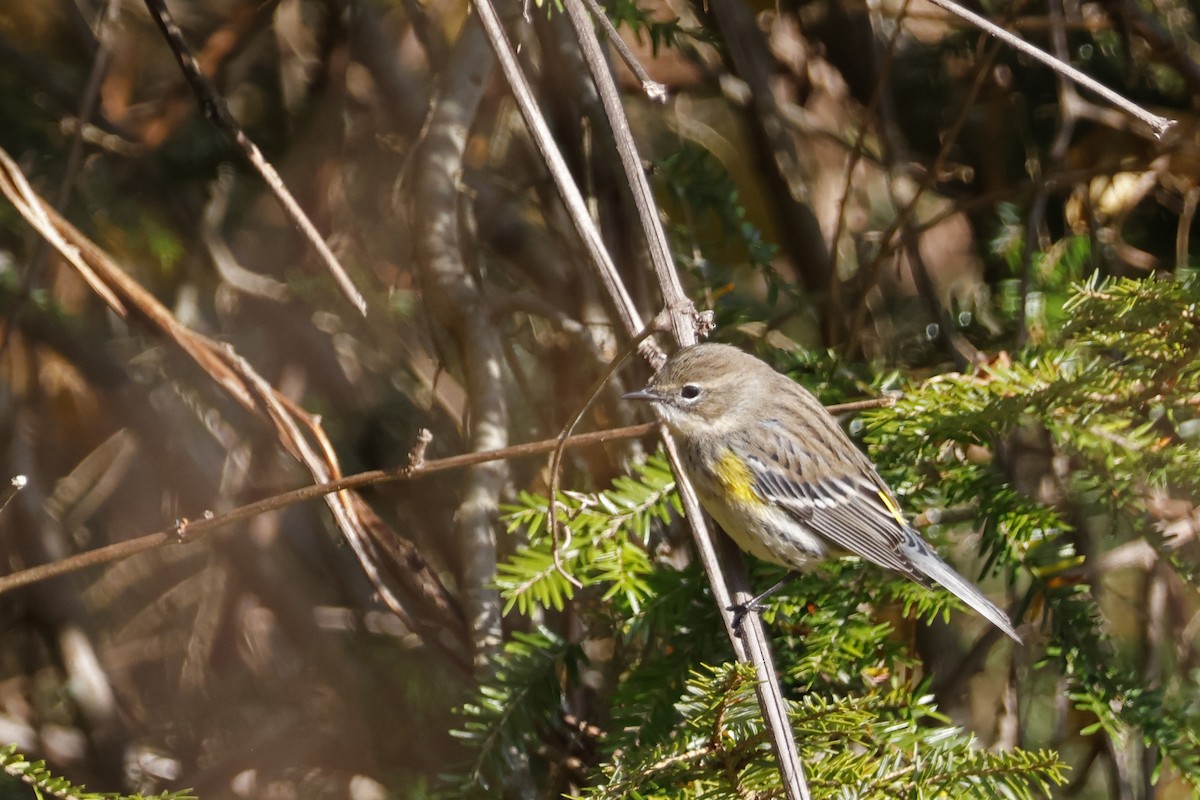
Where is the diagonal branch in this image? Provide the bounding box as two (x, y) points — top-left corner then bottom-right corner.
(0, 394), (896, 598)
(922, 0), (1174, 136)
(139, 0), (367, 315)
(0, 143), (470, 672)
(469, 0), (648, 346)
(471, 1), (811, 796)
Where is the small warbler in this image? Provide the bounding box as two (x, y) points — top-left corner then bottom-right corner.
(624, 343), (1021, 643)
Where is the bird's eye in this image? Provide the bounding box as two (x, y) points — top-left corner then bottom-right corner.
(680, 384), (702, 400)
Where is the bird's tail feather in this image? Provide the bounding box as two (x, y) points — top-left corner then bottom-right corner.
(902, 533), (1022, 643)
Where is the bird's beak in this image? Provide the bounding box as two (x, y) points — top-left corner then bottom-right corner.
(622, 388), (659, 402)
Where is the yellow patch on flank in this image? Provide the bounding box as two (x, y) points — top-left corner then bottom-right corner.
(714, 451), (762, 505)
(877, 490), (907, 526)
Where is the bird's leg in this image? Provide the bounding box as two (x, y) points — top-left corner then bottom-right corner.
(728, 572), (800, 636)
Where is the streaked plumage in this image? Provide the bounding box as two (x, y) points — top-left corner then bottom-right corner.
(625, 343), (1021, 643)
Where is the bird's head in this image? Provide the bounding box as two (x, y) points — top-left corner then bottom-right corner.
(623, 343), (768, 437)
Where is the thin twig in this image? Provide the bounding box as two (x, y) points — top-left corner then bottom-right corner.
(578, 0), (668, 102)
(0, 423), (658, 596)
(407, 428), (433, 470)
(140, 0), (367, 315)
(548, 326), (663, 589)
(0, 476), (26, 515)
(0, 387), (892, 619)
(471, 0), (647, 343)
(560, 2), (807, 796)
(923, 0), (1174, 137)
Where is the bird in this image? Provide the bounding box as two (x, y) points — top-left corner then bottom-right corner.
(623, 342), (1022, 643)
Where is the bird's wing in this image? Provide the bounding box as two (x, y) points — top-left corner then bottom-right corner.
(736, 419), (1022, 642)
(736, 419), (918, 576)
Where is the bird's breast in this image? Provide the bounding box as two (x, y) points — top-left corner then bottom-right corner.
(680, 442), (822, 568)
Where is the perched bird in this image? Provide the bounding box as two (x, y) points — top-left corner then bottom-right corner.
(624, 342), (1021, 642)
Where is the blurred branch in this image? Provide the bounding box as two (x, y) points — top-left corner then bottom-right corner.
(0, 143), (470, 673)
(475, 0), (810, 794)
(397, 0), (449, 69)
(224, 349), (472, 671)
(829, 0), (910, 344)
(0, 475), (25, 515)
(54, 0), (120, 212)
(203, 168), (290, 302)
(6, 423), (128, 785)
(403, 8), (508, 670)
(869, 0), (985, 367)
(348, 1), (432, 134)
(0, 422), (660, 598)
(139, 0), (367, 316)
(922, 0), (1174, 136)
(0, 395), (887, 606)
(0, 34), (129, 138)
(705, 0), (832, 299)
(1096, 0), (1200, 96)
(471, 0), (648, 345)
(7, 0), (122, 363)
(1019, 0), (1081, 347)
(849, 37), (1002, 353)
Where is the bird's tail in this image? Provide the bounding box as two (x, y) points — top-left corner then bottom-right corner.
(900, 531), (1022, 643)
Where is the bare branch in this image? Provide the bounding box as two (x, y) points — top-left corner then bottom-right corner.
(471, 0), (649, 344)
(578, 0), (668, 103)
(921, 0), (1174, 137)
(0, 422), (663, 597)
(475, 1), (812, 794)
(0, 382), (894, 601)
(139, 0), (367, 315)
(404, 8), (509, 669)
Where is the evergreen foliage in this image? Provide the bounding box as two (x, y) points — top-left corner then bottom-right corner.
(447, 631), (581, 797)
(496, 456), (680, 616)
(5, 0), (1200, 795)
(442, 272), (1200, 797)
(0, 746), (195, 800)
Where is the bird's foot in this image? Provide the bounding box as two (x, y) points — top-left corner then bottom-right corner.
(727, 573), (800, 637)
(727, 600), (768, 638)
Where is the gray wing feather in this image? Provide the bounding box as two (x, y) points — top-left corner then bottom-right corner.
(737, 420), (1022, 643)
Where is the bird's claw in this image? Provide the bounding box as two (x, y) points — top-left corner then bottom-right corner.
(727, 601), (767, 638)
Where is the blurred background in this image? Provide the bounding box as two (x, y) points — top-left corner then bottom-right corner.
(0, 0), (1198, 797)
